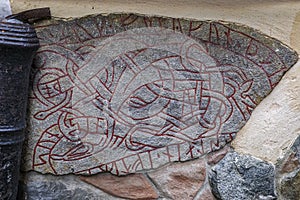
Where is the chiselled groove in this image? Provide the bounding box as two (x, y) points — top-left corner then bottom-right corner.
(26, 14), (298, 175)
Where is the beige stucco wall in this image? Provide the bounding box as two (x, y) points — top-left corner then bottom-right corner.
(11, 0), (300, 163)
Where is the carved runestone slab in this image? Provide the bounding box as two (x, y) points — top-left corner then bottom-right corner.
(25, 14), (298, 175)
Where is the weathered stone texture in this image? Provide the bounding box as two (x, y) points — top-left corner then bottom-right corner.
(278, 169), (300, 200)
(276, 135), (300, 200)
(279, 152), (300, 174)
(148, 159), (206, 200)
(10, 0), (300, 54)
(232, 60), (300, 164)
(281, 134), (300, 169)
(80, 173), (158, 199)
(194, 185), (216, 200)
(0, 0), (11, 18)
(209, 152), (276, 200)
(22, 13), (297, 176)
(207, 145), (230, 165)
(19, 172), (123, 200)
(7, 0), (300, 199)
(278, 168), (300, 200)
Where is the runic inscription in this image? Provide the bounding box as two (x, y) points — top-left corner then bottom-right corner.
(26, 14), (298, 175)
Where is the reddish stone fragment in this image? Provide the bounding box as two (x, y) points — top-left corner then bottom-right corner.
(207, 145), (230, 165)
(80, 173), (158, 200)
(148, 159), (206, 200)
(280, 152), (300, 173)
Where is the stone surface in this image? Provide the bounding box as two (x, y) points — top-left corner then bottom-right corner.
(0, 0), (11, 18)
(19, 171), (123, 200)
(194, 185), (216, 200)
(207, 145), (230, 165)
(11, 1), (300, 54)
(7, 0), (300, 199)
(23, 13), (297, 175)
(276, 135), (300, 200)
(148, 159), (206, 200)
(232, 60), (300, 163)
(278, 169), (300, 200)
(209, 152), (276, 200)
(276, 136), (300, 174)
(291, 11), (300, 54)
(280, 152), (300, 174)
(80, 173), (158, 200)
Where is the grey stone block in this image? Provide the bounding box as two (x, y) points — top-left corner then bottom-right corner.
(19, 172), (123, 200)
(209, 152), (276, 200)
(276, 135), (300, 200)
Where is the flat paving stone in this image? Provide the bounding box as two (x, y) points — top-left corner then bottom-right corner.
(24, 13), (298, 175)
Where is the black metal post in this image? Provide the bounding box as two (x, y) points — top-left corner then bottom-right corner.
(0, 14), (41, 200)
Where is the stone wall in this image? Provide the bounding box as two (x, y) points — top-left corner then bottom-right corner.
(11, 1), (300, 199)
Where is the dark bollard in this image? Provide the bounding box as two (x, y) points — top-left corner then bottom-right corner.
(0, 8), (50, 200)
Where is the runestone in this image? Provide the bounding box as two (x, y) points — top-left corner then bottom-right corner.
(25, 14), (298, 175)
